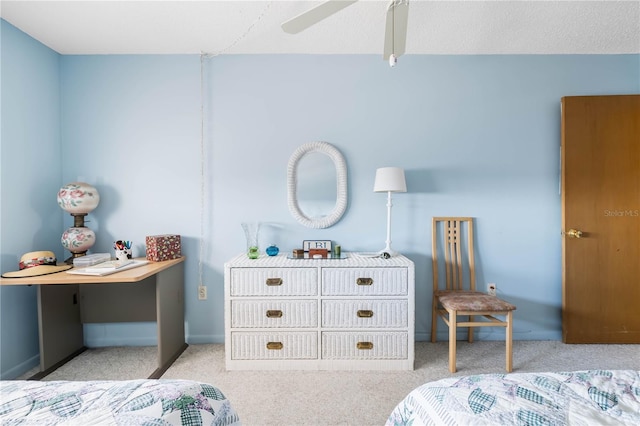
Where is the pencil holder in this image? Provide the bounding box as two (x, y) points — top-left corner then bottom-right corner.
(114, 240), (133, 260)
(115, 248), (132, 261)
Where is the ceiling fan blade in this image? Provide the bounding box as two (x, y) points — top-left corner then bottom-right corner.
(383, 0), (409, 59)
(282, 0), (358, 34)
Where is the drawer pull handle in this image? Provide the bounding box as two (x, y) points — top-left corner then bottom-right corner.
(266, 278), (283, 286)
(356, 277), (373, 286)
(266, 310), (283, 318)
(357, 342), (373, 350)
(357, 310), (374, 318)
(266, 341), (283, 350)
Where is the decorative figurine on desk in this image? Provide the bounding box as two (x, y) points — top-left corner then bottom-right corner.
(57, 182), (100, 264)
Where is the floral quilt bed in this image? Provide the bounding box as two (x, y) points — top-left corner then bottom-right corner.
(0, 379), (240, 425)
(386, 370), (640, 425)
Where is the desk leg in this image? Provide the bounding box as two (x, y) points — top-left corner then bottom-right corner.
(32, 285), (85, 379)
(150, 261), (187, 379)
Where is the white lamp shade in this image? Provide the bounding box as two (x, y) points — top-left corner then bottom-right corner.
(373, 167), (407, 193)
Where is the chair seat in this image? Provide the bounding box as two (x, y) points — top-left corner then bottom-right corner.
(437, 291), (516, 312)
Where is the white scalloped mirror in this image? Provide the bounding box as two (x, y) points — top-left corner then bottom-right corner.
(287, 141), (348, 228)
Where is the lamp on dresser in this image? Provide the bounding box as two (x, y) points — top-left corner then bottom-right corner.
(373, 167), (407, 257)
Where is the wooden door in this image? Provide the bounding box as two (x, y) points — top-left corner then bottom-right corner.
(561, 95), (640, 343)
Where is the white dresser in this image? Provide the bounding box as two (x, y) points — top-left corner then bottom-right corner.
(224, 252), (415, 370)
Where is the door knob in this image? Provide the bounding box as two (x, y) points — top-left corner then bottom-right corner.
(566, 229), (583, 238)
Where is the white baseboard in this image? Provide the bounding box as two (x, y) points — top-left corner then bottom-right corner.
(1, 353), (39, 380)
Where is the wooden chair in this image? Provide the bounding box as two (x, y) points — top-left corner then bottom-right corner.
(431, 217), (516, 373)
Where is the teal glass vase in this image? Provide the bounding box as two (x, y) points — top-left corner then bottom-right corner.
(266, 244), (279, 256)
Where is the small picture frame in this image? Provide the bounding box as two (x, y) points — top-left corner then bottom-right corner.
(303, 240), (332, 252)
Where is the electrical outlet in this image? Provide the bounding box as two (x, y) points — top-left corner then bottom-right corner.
(198, 285), (207, 300)
(488, 283), (497, 296)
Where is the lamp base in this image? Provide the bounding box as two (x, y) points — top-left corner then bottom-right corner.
(61, 226), (95, 264)
(378, 246), (399, 258)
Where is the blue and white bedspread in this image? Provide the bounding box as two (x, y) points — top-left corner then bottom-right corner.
(0, 379), (240, 425)
(387, 370), (640, 425)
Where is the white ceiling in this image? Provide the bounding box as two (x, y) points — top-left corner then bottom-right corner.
(1, 0), (639, 56)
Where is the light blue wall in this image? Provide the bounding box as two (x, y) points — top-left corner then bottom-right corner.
(61, 53), (638, 348)
(206, 54), (639, 343)
(0, 20), (62, 378)
(59, 54), (203, 346)
(1, 17), (639, 378)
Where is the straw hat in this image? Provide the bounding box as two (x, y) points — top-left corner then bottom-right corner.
(2, 251), (72, 278)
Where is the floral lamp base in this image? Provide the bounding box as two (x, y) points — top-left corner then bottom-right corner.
(61, 227), (96, 263)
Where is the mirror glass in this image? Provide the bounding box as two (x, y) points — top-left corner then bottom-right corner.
(287, 142), (347, 229)
(297, 152), (337, 219)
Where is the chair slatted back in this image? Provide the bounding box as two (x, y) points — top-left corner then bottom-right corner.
(432, 217), (476, 292)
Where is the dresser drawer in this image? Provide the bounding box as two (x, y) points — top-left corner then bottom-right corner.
(230, 268), (317, 296)
(230, 332), (318, 360)
(321, 300), (408, 328)
(231, 300), (318, 328)
(321, 268), (407, 296)
(322, 332), (408, 360)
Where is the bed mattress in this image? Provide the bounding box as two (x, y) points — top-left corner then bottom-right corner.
(0, 379), (240, 425)
(387, 369), (640, 425)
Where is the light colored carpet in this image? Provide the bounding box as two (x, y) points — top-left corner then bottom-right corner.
(18, 341), (640, 425)
(35, 346), (159, 381)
